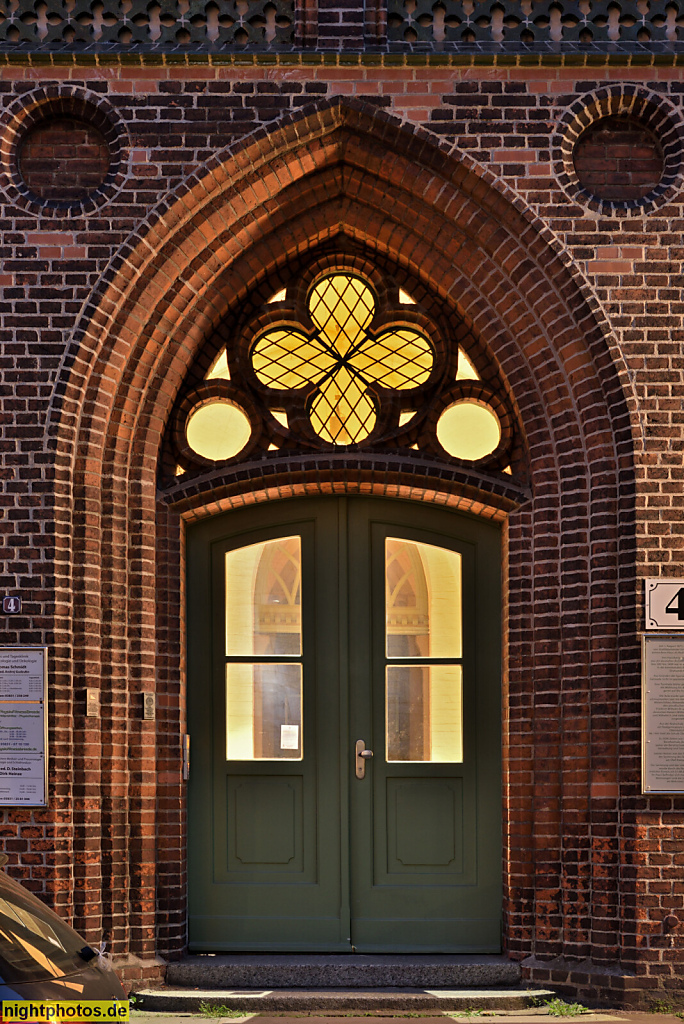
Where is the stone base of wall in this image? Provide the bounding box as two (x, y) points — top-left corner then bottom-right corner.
(112, 955), (168, 995)
(521, 957), (679, 1010)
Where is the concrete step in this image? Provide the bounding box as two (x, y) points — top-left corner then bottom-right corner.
(135, 986), (556, 1013)
(165, 954), (522, 990)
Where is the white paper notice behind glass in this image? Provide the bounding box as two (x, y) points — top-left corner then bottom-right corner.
(280, 724), (299, 750)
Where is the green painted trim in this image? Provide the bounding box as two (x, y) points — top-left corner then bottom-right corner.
(1, 49), (684, 68)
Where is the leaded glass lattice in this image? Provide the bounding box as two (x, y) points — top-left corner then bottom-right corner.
(251, 273), (434, 445)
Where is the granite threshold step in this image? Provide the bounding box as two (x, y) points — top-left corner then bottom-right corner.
(165, 955), (523, 990)
(134, 987), (557, 1013)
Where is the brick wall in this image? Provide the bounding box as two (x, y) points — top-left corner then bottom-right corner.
(572, 116), (664, 202)
(18, 117), (111, 201)
(0, 60), (683, 1005)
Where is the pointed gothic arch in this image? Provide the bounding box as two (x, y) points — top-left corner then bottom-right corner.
(43, 98), (638, 970)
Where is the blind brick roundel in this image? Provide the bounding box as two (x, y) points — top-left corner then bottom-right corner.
(169, 263), (516, 479)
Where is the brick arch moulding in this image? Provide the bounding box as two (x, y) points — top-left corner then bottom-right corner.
(43, 98), (639, 982)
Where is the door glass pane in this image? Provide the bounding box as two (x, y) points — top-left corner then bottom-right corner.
(226, 537), (301, 656)
(385, 539), (462, 658)
(226, 663), (302, 760)
(386, 665), (462, 762)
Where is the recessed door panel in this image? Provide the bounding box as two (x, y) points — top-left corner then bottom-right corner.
(387, 778), (463, 872)
(229, 777), (303, 870)
(187, 496), (501, 952)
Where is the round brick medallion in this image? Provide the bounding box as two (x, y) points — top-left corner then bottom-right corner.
(553, 86), (684, 215)
(573, 116), (664, 202)
(18, 117), (111, 202)
(0, 87), (129, 216)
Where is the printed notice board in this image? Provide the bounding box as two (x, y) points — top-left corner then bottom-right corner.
(642, 633), (684, 794)
(0, 648), (47, 806)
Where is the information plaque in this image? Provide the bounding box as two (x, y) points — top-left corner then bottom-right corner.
(642, 633), (684, 794)
(0, 648), (47, 806)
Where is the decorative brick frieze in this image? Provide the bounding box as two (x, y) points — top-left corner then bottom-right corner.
(162, 453), (527, 518)
(386, 0), (682, 47)
(0, 1), (294, 51)
(1, 0), (684, 54)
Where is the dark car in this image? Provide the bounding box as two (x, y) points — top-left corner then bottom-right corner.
(0, 861), (127, 1002)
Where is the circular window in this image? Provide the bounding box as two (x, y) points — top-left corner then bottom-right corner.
(18, 117), (111, 202)
(186, 401), (252, 462)
(573, 116), (664, 202)
(554, 87), (684, 215)
(436, 400), (501, 462)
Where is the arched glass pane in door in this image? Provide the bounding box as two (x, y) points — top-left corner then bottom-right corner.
(225, 537), (303, 760)
(385, 540), (463, 763)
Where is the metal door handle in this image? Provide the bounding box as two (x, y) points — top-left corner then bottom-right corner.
(355, 739), (374, 779)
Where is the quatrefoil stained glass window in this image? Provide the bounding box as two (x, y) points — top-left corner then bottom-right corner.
(171, 263), (514, 478)
(252, 274), (434, 445)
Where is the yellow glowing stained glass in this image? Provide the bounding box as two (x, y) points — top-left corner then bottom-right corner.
(456, 348), (479, 381)
(437, 400), (501, 461)
(186, 401), (251, 461)
(251, 274), (434, 445)
(309, 275), (374, 342)
(311, 366), (377, 444)
(271, 409), (288, 428)
(252, 330), (336, 388)
(352, 331), (433, 390)
(205, 350), (231, 381)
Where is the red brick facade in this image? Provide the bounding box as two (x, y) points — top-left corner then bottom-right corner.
(18, 117), (111, 201)
(573, 116), (664, 201)
(1, 47), (684, 1006)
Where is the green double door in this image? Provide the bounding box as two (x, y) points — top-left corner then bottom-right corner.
(187, 497), (501, 952)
